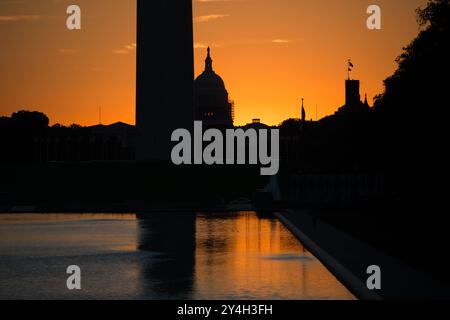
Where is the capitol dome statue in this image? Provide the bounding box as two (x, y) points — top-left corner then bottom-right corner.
(195, 47), (234, 129)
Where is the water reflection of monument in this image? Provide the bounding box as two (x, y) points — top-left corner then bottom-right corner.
(137, 213), (196, 298)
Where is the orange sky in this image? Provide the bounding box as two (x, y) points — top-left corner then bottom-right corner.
(0, 0), (427, 126)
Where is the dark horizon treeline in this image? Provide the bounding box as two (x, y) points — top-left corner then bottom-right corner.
(1, 110), (51, 163)
(0, 111), (135, 162)
(371, 0), (450, 209)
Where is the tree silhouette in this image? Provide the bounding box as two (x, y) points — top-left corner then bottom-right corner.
(370, 0), (450, 204)
(10, 110), (49, 130)
(374, 0), (449, 123)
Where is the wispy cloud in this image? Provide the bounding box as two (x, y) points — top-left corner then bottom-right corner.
(113, 50), (129, 55)
(197, 39), (293, 48)
(194, 43), (208, 49)
(58, 49), (76, 54)
(0, 15), (42, 22)
(124, 43), (136, 50)
(272, 39), (291, 44)
(194, 14), (229, 23)
(113, 43), (136, 55)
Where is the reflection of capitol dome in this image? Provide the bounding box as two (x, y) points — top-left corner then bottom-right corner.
(195, 47), (234, 128)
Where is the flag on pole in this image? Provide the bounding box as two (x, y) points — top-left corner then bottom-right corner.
(347, 59), (354, 79)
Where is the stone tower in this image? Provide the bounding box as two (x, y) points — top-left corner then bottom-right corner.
(136, 0), (194, 161)
(345, 79), (361, 109)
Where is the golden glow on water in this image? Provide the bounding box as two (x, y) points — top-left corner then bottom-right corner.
(0, 212), (354, 299)
(194, 212), (354, 300)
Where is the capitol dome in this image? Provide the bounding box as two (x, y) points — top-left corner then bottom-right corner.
(195, 70), (226, 90)
(195, 48), (226, 90)
(194, 47), (234, 128)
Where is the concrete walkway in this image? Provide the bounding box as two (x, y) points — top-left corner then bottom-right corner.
(276, 210), (450, 300)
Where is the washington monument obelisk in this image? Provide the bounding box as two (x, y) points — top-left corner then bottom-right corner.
(136, 0), (194, 161)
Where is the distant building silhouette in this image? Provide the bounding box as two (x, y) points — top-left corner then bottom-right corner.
(88, 122), (136, 160)
(301, 99), (306, 122)
(136, 0), (194, 161)
(337, 79), (371, 114)
(346, 79), (361, 108)
(241, 118), (272, 131)
(301, 98), (306, 128)
(0, 112), (136, 163)
(363, 93), (370, 109)
(35, 122), (136, 162)
(194, 47), (234, 129)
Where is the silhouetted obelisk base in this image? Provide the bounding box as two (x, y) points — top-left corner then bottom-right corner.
(136, 0), (194, 161)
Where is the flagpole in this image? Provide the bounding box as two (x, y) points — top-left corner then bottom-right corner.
(348, 59), (350, 80)
(347, 59), (354, 80)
